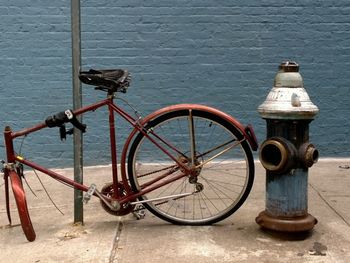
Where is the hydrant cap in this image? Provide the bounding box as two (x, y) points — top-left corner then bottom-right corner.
(279, 61), (299, 72)
(274, 61), (303, 88)
(258, 61), (319, 120)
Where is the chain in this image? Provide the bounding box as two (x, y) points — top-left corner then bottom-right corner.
(136, 164), (179, 179)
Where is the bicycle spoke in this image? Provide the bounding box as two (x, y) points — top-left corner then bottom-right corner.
(197, 191), (216, 215)
(157, 176), (187, 200)
(195, 139), (245, 169)
(200, 176), (236, 202)
(164, 179), (189, 215)
(197, 139), (236, 159)
(188, 109), (196, 166)
(148, 123), (188, 159)
(203, 178), (244, 190)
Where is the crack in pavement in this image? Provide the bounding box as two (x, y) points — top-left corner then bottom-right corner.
(309, 183), (350, 227)
(109, 218), (124, 263)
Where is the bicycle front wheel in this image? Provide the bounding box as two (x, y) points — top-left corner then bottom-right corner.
(127, 108), (254, 225)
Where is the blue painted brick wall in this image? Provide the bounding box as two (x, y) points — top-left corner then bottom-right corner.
(1, 0), (350, 167)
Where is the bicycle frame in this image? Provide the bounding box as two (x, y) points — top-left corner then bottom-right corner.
(3, 95), (196, 207)
(3, 90), (259, 242)
(4, 95), (258, 202)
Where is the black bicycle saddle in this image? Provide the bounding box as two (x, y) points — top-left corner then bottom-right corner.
(79, 69), (130, 93)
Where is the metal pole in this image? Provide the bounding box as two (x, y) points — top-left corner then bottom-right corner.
(71, 0), (83, 224)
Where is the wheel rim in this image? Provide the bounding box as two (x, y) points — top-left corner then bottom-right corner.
(128, 110), (254, 224)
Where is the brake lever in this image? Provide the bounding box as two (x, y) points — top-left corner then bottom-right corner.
(64, 110), (86, 133)
(70, 115), (86, 133)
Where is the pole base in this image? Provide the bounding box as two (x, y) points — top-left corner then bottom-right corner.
(256, 211), (318, 232)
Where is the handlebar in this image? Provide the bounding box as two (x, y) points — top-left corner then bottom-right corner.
(45, 109), (86, 140)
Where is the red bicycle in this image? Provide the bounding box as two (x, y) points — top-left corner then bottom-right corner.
(2, 69), (258, 242)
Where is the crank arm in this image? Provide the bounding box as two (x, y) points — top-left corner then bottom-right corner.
(95, 190), (121, 212)
(83, 184), (120, 212)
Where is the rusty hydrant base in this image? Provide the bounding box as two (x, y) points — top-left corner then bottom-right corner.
(256, 210), (318, 232)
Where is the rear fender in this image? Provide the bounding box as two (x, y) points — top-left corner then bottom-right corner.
(120, 104), (258, 183)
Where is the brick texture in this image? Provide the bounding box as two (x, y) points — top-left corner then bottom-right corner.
(1, 0), (349, 167)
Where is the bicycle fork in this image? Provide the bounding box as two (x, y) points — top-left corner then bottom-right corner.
(3, 126), (16, 225)
(3, 168), (12, 225)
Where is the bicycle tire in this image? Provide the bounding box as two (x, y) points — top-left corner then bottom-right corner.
(127, 109), (254, 225)
(9, 170), (36, 241)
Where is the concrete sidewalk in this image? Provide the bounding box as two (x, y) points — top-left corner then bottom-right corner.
(1, 159), (350, 263)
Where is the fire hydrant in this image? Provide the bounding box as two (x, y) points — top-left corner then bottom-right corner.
(256, 61), (319, 232)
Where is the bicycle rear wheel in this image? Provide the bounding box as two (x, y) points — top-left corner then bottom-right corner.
(9, 170), (36, 241)
(127, 109), (254, 225)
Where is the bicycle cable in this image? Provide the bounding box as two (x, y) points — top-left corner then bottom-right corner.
(115, 97), (143, 119)
(32, 168), (64, 215)
(11, 135), (38, 197)
(15, 133), (78, 215)
(17, 135), (27, 156)
(22, 173), (37, 197)
(13, 134), (69, 213)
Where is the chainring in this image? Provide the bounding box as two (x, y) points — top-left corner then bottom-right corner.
(100, 182), (135, 216)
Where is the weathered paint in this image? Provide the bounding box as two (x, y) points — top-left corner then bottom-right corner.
(266, 168), (308, 217)
(256, 62), (318, 232)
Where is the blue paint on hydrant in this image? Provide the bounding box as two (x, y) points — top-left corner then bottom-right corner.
(256, 61), (319, 232)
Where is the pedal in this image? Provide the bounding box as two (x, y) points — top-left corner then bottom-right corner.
(83, 184), (97, 204)
(132, 204), (146, 220)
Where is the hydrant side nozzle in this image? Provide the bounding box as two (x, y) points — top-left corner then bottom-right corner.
(259, 137), (297, 174)
(299, 143), (319, 168)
